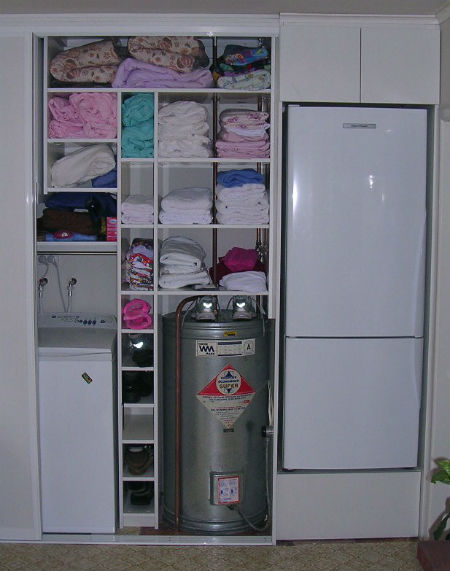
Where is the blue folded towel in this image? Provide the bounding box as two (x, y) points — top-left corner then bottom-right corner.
(217, 168), (265, 188)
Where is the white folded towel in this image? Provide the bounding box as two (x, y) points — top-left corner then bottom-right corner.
(215, 183), (267, 203)
(161, 187), (213, 211)
(51, 143), (116, 187)
(159, 269), (211, 289)
(215, 196), (269, 213)
(216, 212), (269, 225)
(122, 194), (154, 212)
(159, 101), (208, 124)
(159, 210), (212, 224)
(219, 271), (267, 292)
(159, 235), (206, 268)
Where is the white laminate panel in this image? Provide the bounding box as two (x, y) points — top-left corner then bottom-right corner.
(361, 25), (440, 104)
(0, 33), (41, 540)
(276, 471), (421, 540)
(279, 22), (360, 102)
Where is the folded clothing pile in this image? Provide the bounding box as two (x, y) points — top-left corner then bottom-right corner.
(211, 44), (271, 90)
(48, 92), (117, 139)
(121, 93), (154, 158)
(113, 36), (212, 88)
(158, 101), (212, 158)
(215, 168), (269, 224)
(159, 187), (213, 224)
(122, 298), (153, 330)
(49, 39), (123, 86)
(112, 58), (213, 89)
(209, 246), (267, 293)
(124, 238), (154, 290)
(215, 109), (270, 158)
(159, 235), (211, 289)
(37, 191), (117, 242)
(219, 270), (267, 293)
(121, 194), (154, 224)
(128, 36), (209, 73)
(50, 143), (116, 188)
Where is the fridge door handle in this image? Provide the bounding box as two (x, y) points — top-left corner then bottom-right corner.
(412, 214), (426, 336)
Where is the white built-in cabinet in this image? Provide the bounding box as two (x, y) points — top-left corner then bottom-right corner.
(279, 15), (440, 104)
(39, 32), (276, 531)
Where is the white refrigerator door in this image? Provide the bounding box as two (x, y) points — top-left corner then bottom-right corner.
(282, 337), (423, 470)
(285, 106), (427, 338)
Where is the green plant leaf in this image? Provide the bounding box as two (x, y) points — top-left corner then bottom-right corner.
(431, 458), (450, 485)
(432, 513), (450, 540)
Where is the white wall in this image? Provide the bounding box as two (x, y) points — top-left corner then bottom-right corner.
(36, 254), (117, 315)
(420, 11), (450, 539)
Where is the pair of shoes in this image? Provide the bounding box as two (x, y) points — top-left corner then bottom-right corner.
(125, 333), (154, 367)
(122, 371), (153, 403)
(128, 482), (154, 506)
(124, 445), (153, 475)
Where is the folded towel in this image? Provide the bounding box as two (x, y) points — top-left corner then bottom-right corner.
(160, 187), (212, 211)
(121, 122), (154, 158)
(51, 144), (116, 187)
(159, 235), (206, 268)
(159, 210), (212, 225)
(217, 169), (265, 187)
(112, 58), (213, 89)
(217, 69), (271, 90)
(159, 269), (211, 289)
(219, 270), (267, 292)
(216, 211), (269, 225)
(122, 93), (154, 127)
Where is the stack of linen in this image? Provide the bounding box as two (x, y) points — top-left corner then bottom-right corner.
(49, 39), (123, 86)
(158, 101), (212, 158)
(112, 36), (213, 89)
(159, 236), (211, 289)
(215, 168), (269, 225)
(48, 92), (117, 139)
(50, 144), (116, 188)
(121, 93), (154, 158)
(124, 238), (154, 291)
(219, 270), (267, 293)
(215, 109), (270, 158)
(121, 195), (154, 225)
(211, 44), (271, 90)
(159, 187), (213, 224)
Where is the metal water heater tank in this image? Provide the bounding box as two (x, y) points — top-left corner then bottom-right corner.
(162, 309), (270, 534)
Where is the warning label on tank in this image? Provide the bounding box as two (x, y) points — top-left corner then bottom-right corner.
(196, 338), (255, 357)
(197, 364), (255, 428)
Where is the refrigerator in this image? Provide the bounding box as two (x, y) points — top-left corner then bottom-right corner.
(282, 105), (427, 470)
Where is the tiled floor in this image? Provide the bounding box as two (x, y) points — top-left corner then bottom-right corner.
(0, 539), (423, 570)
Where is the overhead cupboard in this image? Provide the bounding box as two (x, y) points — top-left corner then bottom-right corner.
(37, 31), (277, 531)
(279, 15), (440, 104)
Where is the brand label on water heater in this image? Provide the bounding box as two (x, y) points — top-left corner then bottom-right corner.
(196, 338), (255, 357)
(197, 364), (255, 428)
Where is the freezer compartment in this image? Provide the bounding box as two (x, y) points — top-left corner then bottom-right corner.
(282, 337), (423, 470)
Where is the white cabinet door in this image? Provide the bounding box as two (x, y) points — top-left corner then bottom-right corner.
(279, 22), (360, 102)
(0, 32), (41, 540)
(361, 25), (440, 104)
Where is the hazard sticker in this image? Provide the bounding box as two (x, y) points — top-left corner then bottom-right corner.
(217, 476), (240, 505)
(197, 364), (255, 428)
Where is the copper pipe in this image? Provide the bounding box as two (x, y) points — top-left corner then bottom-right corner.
(174, 296), (200, 531)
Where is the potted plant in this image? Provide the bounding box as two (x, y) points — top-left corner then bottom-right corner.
(417, 457), (450, 571)
(430, 457), (450, 541)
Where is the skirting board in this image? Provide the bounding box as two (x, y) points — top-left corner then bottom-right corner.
(276, 470), (421, 540)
